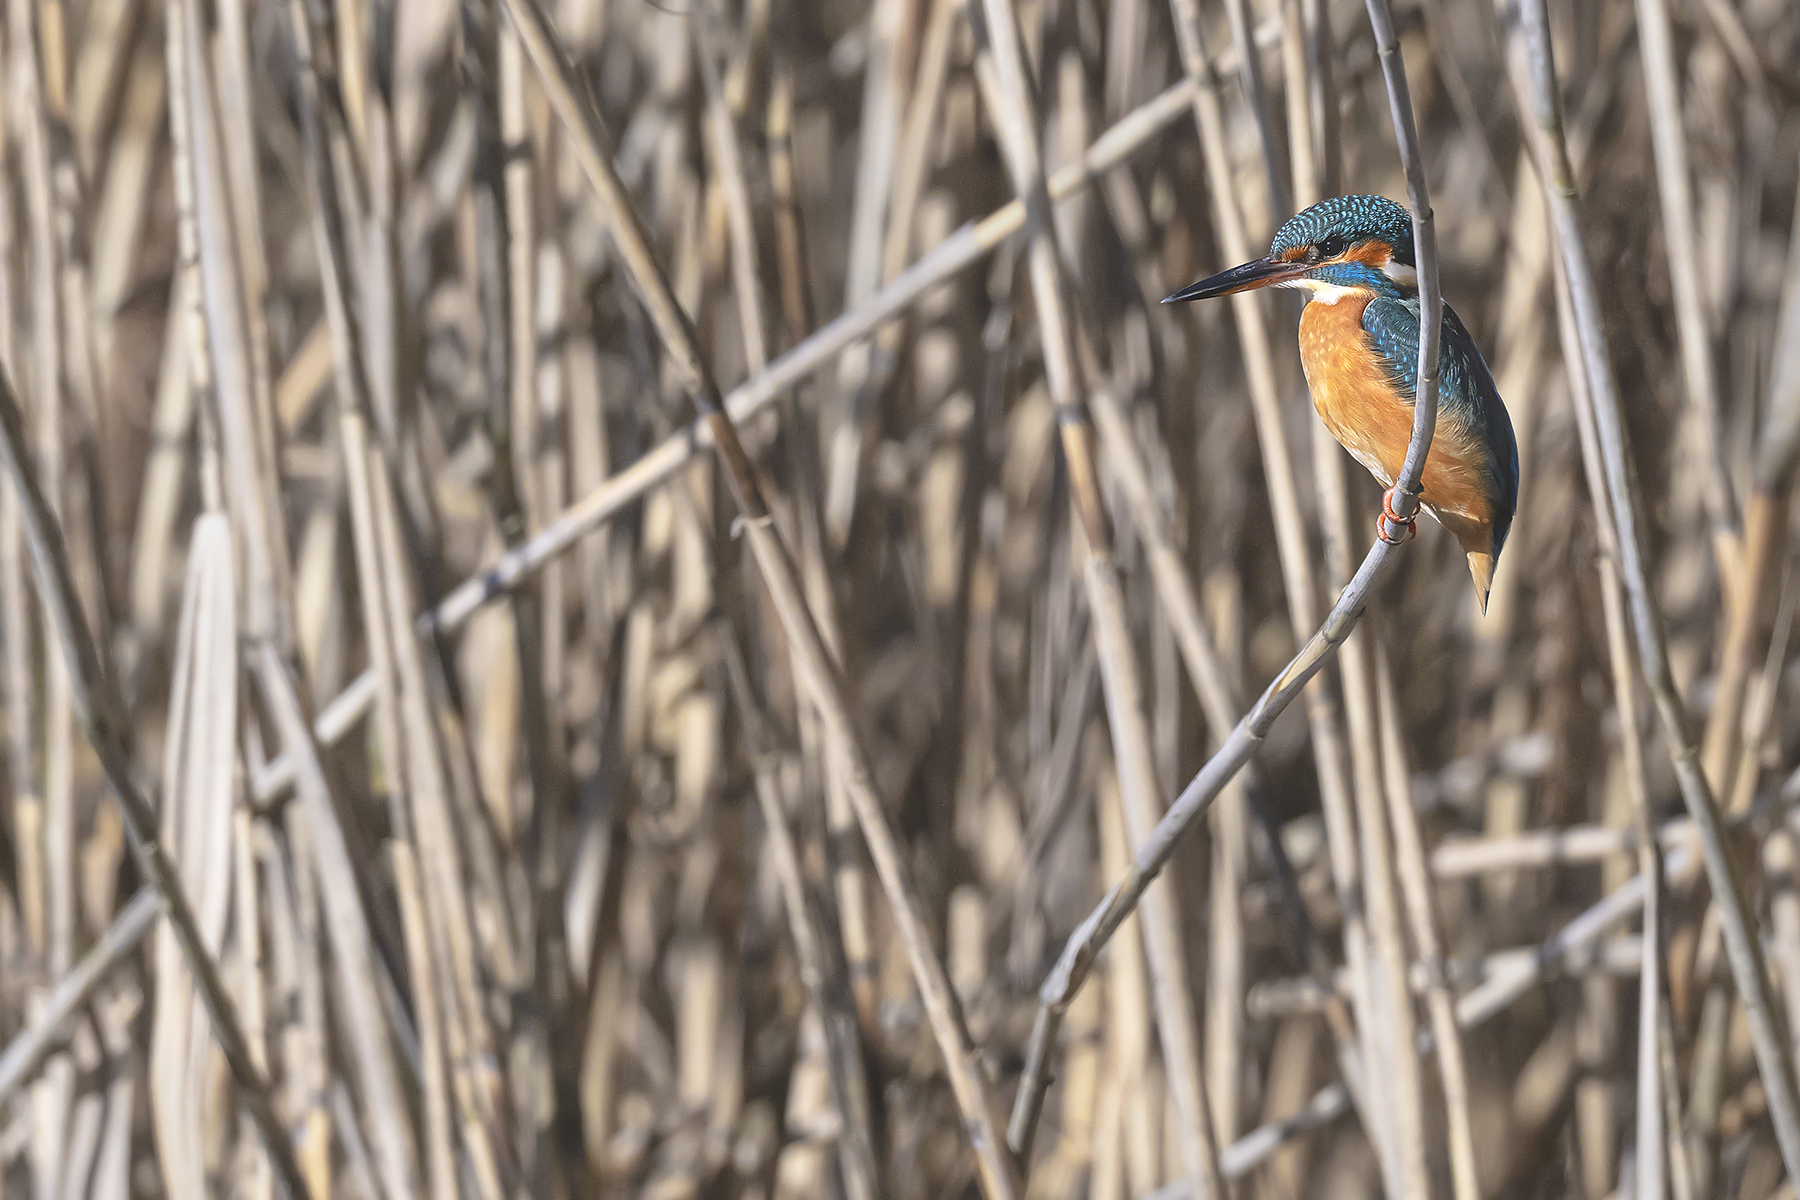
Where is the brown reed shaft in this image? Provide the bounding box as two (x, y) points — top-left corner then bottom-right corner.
(244, 72), (1207, 806)
(1082, 375), (1373, 1131)
(494, 0), (1023, 1194)
(1373, 637), (1480, 1200)
(1006, 400), (1444, 1175)
(1271, 0), (1406, 1165)
(1249, 0), (1435, 1187)
(287, 1), (518, 1193)
(1547, 88), (1721, 1200)
(1600, 559), (1668, 1200)
(0, 363), (306, 1200)
(182, 17), (422, 1195)
(1518, 0), (1800, 1178)
(764, 52), (883, 1047)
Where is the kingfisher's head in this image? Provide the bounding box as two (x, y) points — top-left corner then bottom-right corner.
(1164, 195), (1418, 306)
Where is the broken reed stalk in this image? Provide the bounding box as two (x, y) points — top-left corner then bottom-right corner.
(245, 68), (1261, 807)
(492, 0), (1024, 1195)
(0, 362), (307, 1199)
(1518, 0), (1800, 1177)
(966, 0), (1221, 1190)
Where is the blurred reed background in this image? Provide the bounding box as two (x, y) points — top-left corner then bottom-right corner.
(0, 0), (1796, 1194)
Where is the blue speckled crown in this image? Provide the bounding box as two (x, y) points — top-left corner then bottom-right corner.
(1269, 195), (1416, 265)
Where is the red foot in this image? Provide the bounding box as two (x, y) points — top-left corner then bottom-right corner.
(1378, 486), (1419, 545)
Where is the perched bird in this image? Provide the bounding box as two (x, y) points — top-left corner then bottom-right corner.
(1165, 195), (1519, 614)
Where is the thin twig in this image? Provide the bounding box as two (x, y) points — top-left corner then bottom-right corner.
(1157, 4), (1391, 1174)
(1009, 378), (1443, 1193)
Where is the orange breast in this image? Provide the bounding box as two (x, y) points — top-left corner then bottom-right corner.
(1298, 298), (1496, 554)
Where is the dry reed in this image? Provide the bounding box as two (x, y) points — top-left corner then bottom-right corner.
(0, 0), (1797, 1197)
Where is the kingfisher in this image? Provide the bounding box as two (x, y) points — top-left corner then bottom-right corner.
(1165, 195), (1518, 614)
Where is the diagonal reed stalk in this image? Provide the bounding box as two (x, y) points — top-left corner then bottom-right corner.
(492, 0), (1024, 1194)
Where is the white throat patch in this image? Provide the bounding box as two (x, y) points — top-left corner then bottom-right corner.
(1284, 277), (1360, 305)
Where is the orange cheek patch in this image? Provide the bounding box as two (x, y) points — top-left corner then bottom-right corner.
(1343, 240), (1390, 268)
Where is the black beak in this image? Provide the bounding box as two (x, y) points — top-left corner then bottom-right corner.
(1162, 256), (1310, 303)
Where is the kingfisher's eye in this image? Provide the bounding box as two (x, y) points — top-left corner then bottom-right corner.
(1317, 235), (1347, 258)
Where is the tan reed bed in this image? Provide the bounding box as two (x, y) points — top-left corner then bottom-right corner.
(0, 0), (1796, 1197)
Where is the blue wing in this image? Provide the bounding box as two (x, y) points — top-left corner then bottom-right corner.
(1361, 296), (1520, 557)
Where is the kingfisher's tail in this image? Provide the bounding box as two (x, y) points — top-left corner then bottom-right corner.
(1467, 551), (1495, 615)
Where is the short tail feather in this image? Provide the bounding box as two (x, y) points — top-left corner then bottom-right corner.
(1467, 551), (1495, 615)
